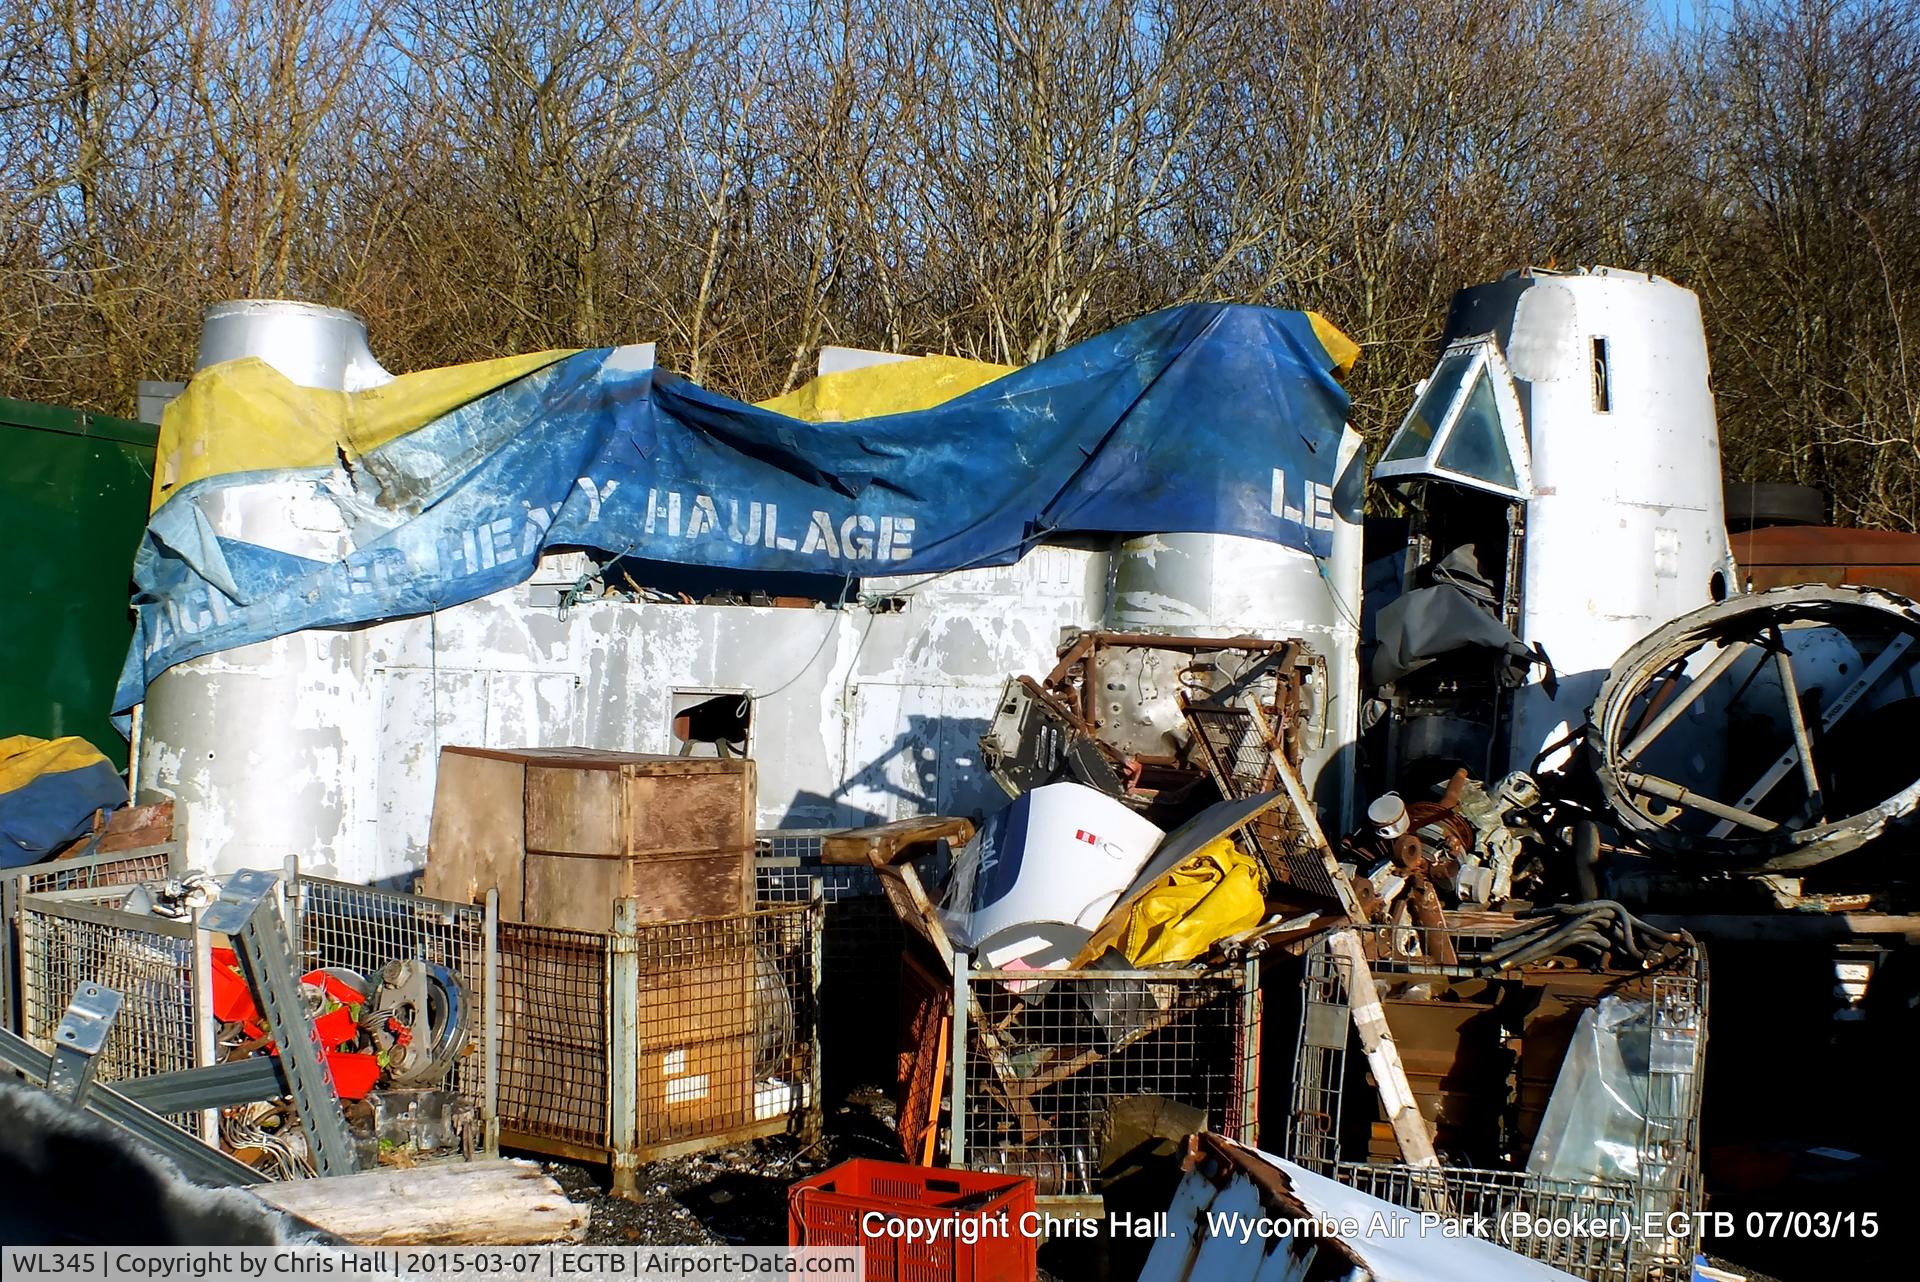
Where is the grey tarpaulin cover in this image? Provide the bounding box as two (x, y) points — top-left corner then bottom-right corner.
(1370, 544), (1537, 687)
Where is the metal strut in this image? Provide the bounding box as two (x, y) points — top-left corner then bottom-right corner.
(199, 868), (359, 1176)
(0, 1016), (266, 1187)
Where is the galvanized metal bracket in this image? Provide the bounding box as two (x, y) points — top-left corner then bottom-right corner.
(45, 981), (122, 1107)
(0, 1022), (266, 1187)
(115, 1055), (290, 1114)
(200, 868), (358, 1176)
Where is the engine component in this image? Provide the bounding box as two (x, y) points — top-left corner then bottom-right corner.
(979, 631), (1323, 816)
(1590, 584), (1920, 870)
(363, 960), (471, 1088)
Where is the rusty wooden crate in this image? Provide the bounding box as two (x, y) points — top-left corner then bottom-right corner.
(426, 747), (755, 932)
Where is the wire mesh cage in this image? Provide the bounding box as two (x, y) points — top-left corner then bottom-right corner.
(16, 884), (207, 1130)
(17, 870), (504, 1157)
(956, 960), (1261, 1201)
(292, 874), (496, 1118)
(627, 905), (818, 1152)
(497, 921), (611, 1156)
(756, 829), (905, 1099)
(1284, 919), (1708, 1282)
(2, 843), (180, 1035)
(495, 901), (821, 1182)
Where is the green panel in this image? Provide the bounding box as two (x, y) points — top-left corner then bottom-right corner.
(0, 396), (159, 768)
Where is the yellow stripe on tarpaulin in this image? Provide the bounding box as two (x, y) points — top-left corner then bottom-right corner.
(757, 354), (1019, 423)
(151, 349), (576, 511)
(758, 317), (1352, 425)
(1307, 311), (1361, 377)
(0, 735), (111, 797)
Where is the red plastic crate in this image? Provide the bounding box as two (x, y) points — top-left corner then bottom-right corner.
(788, 1159), (1038, 1282)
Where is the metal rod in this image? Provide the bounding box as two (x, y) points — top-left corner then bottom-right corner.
(608, 896), (640, 1199)
(1240, 955), (1261, 1148)
(482, 886), (500, 1155)
(1620, 639), (1749, 762)
(949, 949), (969, 1167)
(803, 885), (824, 1145)
(1771, 628), (1823, 808)
(191, 906), (219, 1145)
(1623, 772), (1779, 832)
(1710, 631), (1915, 838)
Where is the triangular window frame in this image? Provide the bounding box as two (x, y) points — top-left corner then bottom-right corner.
(1374, 337), (1534, 500)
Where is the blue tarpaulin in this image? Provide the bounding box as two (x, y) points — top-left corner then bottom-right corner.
(113, 303), (1354, 720)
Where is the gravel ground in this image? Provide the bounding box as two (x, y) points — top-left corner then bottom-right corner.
(543, 1086), (904, 1248)
(526, 1087), (1790, 1282)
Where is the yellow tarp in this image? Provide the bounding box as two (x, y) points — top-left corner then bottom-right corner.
(151, 350), (575, 511)
(1306, 312), (1361, 377)
(1079, 836), (1267, 967)
(153, 312), (1352, 507)
(0, 735), (111, 796)
(756, 316), (1352, 425)
(756, 354), (1019, 422)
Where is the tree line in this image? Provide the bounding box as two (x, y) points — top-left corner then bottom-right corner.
(3, 0), (1915, 528)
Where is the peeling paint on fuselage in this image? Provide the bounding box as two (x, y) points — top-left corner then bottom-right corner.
(140, 535), (1358, 886)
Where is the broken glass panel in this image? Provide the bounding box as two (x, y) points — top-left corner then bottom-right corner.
(1436, 369), (1519, 490)
(1383, 351), (1472, 463)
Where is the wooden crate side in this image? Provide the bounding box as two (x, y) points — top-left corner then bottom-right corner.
(525, 764), (626, 856)
(622, 762), (754, 856)
(423, 750), (526, 917)
(617, 851), (752, 922)
(523, 853), (623, 932)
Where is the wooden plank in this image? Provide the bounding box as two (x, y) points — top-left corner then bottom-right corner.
(820, 816), (976, 867)
(872, 862), (955, 967)
(424, 751), (526, 917)
(1245, 696), (1369, 924)
(1325, 929), (1445, 1194)
(446, 746), (737, 771)
(52, 801), (174, 857)
(253, 1159), (587, 1244)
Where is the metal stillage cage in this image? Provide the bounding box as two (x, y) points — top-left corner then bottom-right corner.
(2, 843), (179, 1036)
(14, 868), (503, 1158)
(1285, 920), (1708, 1282)
(291, 873), (499, 1134)
(495, 900), (821, 1194)
(15, 881), (209, 1131)
(954, 959), (1261, 1203)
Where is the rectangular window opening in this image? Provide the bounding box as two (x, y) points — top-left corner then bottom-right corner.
(671, 690), (752, 758)
(1592, 336), (1612, 412)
